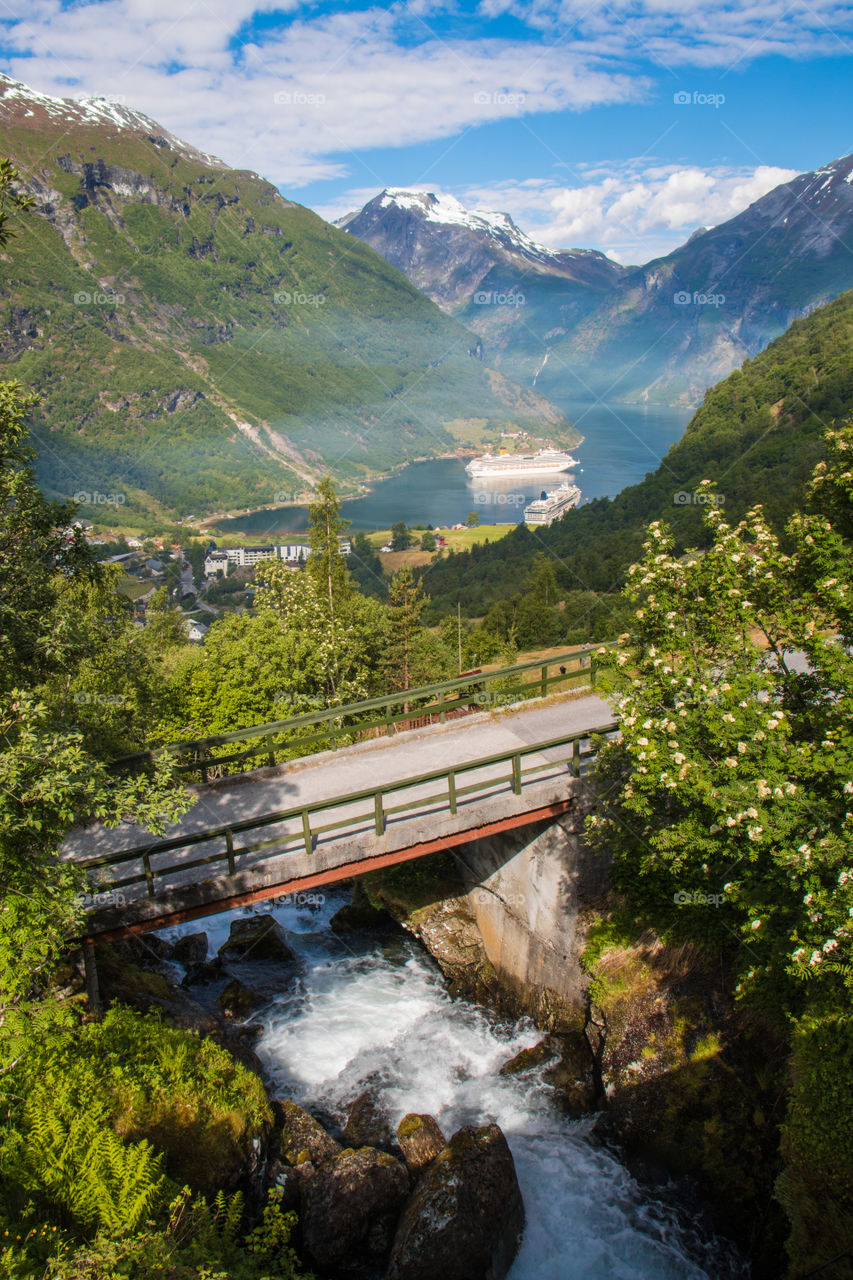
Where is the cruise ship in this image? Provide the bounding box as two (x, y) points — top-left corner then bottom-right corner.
(524, 482), (582, 527)
(465, 447), (578, 478)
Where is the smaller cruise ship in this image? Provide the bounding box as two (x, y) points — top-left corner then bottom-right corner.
(524, 482), (582, 527)
(466, 447), (578, 478)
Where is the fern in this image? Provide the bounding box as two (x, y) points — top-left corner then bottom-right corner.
(20, 1094), (167, 1234)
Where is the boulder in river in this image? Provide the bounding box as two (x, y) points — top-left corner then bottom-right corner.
(396, 1113), (446, 1179)
(343, 1091), (398, 1153)
(388, 1122), (524, 1280)
(499, 1038), (556, 1075)
(218, 978), (261, 1020)
(172, 931), (208, 965)
(181, 957), (223, 986)
(218, 914), (295, 963)
(274, 1099), (342, 1167)
(299, 1146), (410, 1271)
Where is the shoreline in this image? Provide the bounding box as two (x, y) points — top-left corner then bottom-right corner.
(203, 436), (587, 535)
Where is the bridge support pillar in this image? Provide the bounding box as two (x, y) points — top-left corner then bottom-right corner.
(451, 790), (608, 1030)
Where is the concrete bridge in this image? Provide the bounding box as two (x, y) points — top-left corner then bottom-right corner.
(68, 688), (614, 942)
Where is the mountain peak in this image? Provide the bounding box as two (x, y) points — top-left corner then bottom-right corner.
(0, 73), (226, 170)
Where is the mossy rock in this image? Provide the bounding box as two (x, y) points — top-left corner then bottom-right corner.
(217, 978), (261, 1020)
(499, 1040), (555, 1076)
(388, 1123), (524, 1280)
(396, 1113), (445, 1178)
(273, 1099), (341, 1168)
(218, 914), (295, 963)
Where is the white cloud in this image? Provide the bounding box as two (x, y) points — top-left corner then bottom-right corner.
(370, 162), (802, 261)
(2, 1), (645, 186)
(478, 0), (853, 68)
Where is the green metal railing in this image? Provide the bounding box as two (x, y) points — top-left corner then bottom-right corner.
(112, 646), (600, 784)
(85, 722), (617, 904)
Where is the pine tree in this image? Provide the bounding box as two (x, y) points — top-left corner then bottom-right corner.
(387, 569), (426, 696)
(306, 477), (351, 639)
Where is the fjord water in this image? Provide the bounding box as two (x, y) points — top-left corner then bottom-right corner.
(164, 895), (746, 1280)
(218, 400), (693, 536)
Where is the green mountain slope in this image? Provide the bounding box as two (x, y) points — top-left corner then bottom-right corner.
(0, 76), (575, 523)
(423, 288), (853, 617)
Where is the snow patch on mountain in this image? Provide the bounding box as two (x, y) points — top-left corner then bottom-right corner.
(0, 74), (226, 169)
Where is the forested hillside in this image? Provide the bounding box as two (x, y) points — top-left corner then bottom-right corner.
(0, 77), (574, 524)
(424, 288), (853, 624)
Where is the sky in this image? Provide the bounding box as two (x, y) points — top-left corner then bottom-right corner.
(1, 1), (852, 263)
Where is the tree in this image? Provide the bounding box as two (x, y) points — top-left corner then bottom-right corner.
(306, 477), (351, 636)
(386, 569), (427, 693)
(184, 539), (207, 584)
(347, 530), (385, 598)
(420, 531), (436, 552)
(465, 510), (480, 527)
(587, 462), (853, 1011)
(390, 520), (412, 551)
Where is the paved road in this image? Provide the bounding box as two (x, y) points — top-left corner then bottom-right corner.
(65, 689), (614, 866)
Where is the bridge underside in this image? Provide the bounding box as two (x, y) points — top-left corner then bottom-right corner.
(85, 792), (578, 942)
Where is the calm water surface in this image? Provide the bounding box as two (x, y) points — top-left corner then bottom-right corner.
(218, 400), (693, 537)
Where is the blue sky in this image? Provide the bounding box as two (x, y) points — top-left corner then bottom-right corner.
(2, 0), (852, 261)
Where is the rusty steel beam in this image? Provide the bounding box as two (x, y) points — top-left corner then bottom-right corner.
(84, 797), (576, 944)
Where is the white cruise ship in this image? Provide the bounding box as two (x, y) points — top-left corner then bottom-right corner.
(524, 482), (582, 527)
(465, 447), (578, 478)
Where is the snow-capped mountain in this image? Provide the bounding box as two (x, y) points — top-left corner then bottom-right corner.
(338, 188), (625, 384)
(0, 74), (576, 520)
(535, 151), (853, 404)
(341, 159), (853, 405)
(337, 188), (624, 309)
(0, 74), (226, 170)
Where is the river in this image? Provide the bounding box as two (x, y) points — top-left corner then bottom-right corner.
(216, 400), (693, 537)
(162, 892), (747, 1280)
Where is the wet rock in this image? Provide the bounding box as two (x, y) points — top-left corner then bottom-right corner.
(330, 885), (394, 934)
(218, 914), (295, 963)
(542, 1032), (600, 1116)
(172, 931), (208, 964)
(499, 1039), (556, 1075)
(396, 1113), (445, 1179)
(273, 1099), (342, 1168)
(218, 978), (261, 1020)
(112, 931), (171, 966)
(405, 897), (503, 1006)
(299, 1146), (410, 1271)
(181, 958), (223, 986)
(388, 1123), (524, 1280)
(343, 1091), (398, 1153)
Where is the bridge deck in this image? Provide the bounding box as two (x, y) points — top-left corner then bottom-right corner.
(67, 691), (613, 939)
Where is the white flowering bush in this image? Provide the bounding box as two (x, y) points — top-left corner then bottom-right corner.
(587, 434), (853, 1008)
